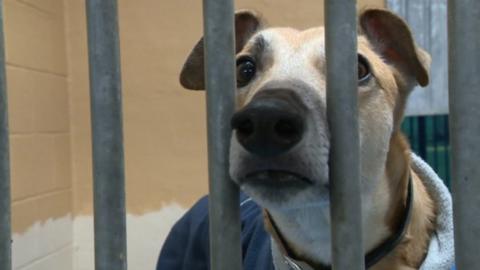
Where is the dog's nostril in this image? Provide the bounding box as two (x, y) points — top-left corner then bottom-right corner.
(275, 119), (296, 138)
(237, 119), (254, 137)
(232, 113), (256, 143)
(274, 117), (303, 142)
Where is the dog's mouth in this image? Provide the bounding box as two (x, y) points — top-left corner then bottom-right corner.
(236, 168), (329, 207)
(240, 170), (313, 189)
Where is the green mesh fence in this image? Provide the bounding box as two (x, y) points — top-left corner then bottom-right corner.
(401, 115), (451, 188)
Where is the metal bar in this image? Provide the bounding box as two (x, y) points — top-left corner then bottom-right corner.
(202, 1), (242, 270)
(448, 0), (480, 269)
(0, 0), (10, 269)
(85, 1), (127, 270)
(324, 1), (364, 269)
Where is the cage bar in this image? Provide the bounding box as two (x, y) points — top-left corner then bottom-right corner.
(202, 0), (242, 270)
(85, 1), (127, 269)
(0, 0), (10, 269)
(448, 0), (480, 269)
(325, 0), (365, 269)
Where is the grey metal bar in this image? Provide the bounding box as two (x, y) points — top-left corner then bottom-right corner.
(324, 1), (364, 270)
(85, 1), (127, 270)
(0, 0), (11, 269)
(202, 1), (242, 270)
(448, 0), (480, 269)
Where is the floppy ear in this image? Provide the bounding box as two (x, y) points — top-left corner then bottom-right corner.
(179, 10), (265, 90)
(359, 9), (430, 87)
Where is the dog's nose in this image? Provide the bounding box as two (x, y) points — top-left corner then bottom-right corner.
(231, 89), (306, 157)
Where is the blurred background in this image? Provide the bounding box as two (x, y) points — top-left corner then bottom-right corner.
(6, 0), (450, 269)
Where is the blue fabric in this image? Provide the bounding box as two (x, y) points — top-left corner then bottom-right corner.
(156, 194), (274, 270)
(156, 193), (456, 270)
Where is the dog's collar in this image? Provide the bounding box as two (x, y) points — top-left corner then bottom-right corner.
(264, 175), (414, 270)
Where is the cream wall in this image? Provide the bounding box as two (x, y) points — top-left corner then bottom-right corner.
(5, 0), (72, 269)
(7, 1), (384, 270)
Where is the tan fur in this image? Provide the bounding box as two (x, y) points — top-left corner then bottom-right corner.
(372, 132), (436, 269)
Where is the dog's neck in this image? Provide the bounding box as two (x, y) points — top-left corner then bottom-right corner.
(264, 132), (435, 269)
(266, 195), (334, 265)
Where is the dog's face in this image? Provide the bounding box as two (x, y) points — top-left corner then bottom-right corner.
(180, 9), (429, 212)
(229, 27), (398, 211)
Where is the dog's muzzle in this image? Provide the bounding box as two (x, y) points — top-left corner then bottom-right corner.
(231, 89), (307, 158)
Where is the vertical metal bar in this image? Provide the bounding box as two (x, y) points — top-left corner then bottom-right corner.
(85, 1), (127, 270)
(0, 1), (10, 269)
(448, 0), (480, 269)
(325, 1), (364, 269)
(202, 1), (242, 270)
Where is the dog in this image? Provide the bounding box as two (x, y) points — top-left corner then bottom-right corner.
(175, 8), (454, 270)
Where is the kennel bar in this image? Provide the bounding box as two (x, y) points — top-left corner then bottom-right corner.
(0, 0), (11, 269)
(448, 0), (480, 269)
(202, 0), (243, 270)
(85, 1), (127, 270)
(325, 0), (365, 270)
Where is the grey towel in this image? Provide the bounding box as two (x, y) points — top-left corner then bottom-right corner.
(412, 154), (455, 270)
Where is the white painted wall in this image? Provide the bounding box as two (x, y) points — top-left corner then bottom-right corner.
(13, 216), (73, 270)
(11, 203), (186, 270)
(73, 203), (186, 270)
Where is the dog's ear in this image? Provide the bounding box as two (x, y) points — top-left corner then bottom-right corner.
(180, 10), (265, 90)
(359, 9), (430, 87)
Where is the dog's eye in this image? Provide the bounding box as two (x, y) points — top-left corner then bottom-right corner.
(236, 57), (256, 87)
(358, 54), (371, 83)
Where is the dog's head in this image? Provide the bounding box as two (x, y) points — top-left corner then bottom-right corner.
(180, 9), (430, 211)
